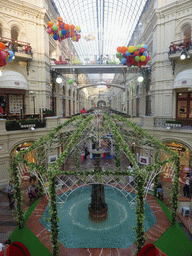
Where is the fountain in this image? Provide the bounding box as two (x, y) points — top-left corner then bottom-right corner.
(88, 142), (108, 220)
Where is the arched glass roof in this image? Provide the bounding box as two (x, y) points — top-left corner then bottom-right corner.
(54, 0), (149, 64)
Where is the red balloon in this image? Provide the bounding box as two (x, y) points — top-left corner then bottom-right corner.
(139, 47), (145, 54)
(130, 59), (135, 65)
(6, 242), (31, 256)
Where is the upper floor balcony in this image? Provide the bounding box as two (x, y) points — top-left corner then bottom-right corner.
(168, 38), (192, 60)
(0, 37), (33, 61)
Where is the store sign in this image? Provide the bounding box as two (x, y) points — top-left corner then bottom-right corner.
(14, 81), (20, 85)
(182, 80), (187, 84)
(49, 155), (57, 164)
(139, 156), (149, 165)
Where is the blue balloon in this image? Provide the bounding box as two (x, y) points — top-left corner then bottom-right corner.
(53, 34), (58, 40)
(121, 58), (127, 65)
(143, 51), (148, 57)
(61, 29), (66, 35)
(8, 57), (12, 62)
(125, 51), (131, 57)
(143, 45), (148, 50)
(8, 50), (14, 58)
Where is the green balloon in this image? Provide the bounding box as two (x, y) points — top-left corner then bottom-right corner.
(137, 44), (141, 49)
(116, 52), (121, 58)
(52, 25), (58, 31)
(148, 60), (151, 64)
(68, 78), (73, 84)
(59, 31), (63, 37)
(119, 55), (123, 60)
(135, 56), (140, 62)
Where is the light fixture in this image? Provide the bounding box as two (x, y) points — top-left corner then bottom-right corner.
(180, 51), (187, 60)
(187, 54), (190, 59)
(56, 77), (62, 83)
(138, 76), (144, 82)
(0, 71), (2, 76)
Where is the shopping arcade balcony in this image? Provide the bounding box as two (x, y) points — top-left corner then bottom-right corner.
(168, 37), (192, 59)
(0, 37), (33, 61)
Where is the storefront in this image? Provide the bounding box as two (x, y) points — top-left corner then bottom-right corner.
(0, 70), (28, 117)
(163, 141), (191, 180)
(173, 69), (192, 125)
(11, 142), (37, 179)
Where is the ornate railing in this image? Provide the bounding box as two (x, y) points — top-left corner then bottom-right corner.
(169, 37), (192, 55)
(154, 117), (192, 130)
(0, 37), (32, 55)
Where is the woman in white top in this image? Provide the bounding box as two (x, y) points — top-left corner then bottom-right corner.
(182, 173), (190, 197)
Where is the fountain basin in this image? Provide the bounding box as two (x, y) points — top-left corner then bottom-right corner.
(40, 186), (157, 248)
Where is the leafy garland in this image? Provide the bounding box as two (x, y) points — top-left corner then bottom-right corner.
(113, 114), (180, 225)
(12, 158), (25, 229)
(11, 113), (181, 254)
(46, 115), (93, 256)
(135, 170), (147, 253)
(48, 174), (59, 256)
(153, 149), (160, 197)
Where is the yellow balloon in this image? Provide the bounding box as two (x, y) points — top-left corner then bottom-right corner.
(72, 36), (76, 41)
(140, 55), (146, 62)
(128, 46), (135, 53)
(141, 44), (144, 47)
(75, 25), (80, 32)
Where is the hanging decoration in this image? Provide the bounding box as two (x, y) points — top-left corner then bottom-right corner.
(0, 42), (14, 67)
(82, 35), (95, 41)
(47, 17), (81, 42)
(116, 44), (151, 68)
(68, 78), (73, 84)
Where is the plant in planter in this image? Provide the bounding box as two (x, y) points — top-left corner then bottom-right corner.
(43, 109), (54, 117)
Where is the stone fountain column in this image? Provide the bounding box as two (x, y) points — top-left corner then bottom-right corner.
(88, 143), (108, 219)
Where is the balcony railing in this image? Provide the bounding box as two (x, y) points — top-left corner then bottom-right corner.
(0, 37), (32, 56)
(5, 118), (46, 131)
(169, 37), (192, 55)
(154, 117), (192, 130)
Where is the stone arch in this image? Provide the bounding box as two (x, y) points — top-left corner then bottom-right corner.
(160, 138), (192, 152)
(175, 19), (192, 40)
(9, 139), (37, 156)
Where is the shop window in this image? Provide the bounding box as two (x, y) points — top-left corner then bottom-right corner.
(11, 26), (19, 41)
(68, 89), (71, 97)
(9, 95), (23, 114)
(0, 24), (2, 38)
(176, 92), (192, 119)
(182, 24), (191, 41)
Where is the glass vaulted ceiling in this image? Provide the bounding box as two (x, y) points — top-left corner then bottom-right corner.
(54, 0), (148, 64)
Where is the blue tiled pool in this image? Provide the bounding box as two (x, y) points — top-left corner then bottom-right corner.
(40, 186), (156, 248)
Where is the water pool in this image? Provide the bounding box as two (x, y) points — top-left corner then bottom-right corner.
(40, 186), (156, 248)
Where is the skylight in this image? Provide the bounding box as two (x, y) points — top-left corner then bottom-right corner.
(53, 0), (148, 64)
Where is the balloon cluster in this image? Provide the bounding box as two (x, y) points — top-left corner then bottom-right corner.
(0, 42), (14, 67)
(47, 17), (81, 42)
(82, 35), (95, 41)
(116, 44), (151, 68)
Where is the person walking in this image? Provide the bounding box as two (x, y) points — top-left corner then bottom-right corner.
(5, 181), (15, 210)
(182, 173), (190, 197)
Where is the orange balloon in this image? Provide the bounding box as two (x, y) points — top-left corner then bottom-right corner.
(64, 24), (70, 31)
(57, 17), (63, 23)
(117, 47), (122, 53)
(121, 46), (127, 53)
(70, 24), (75, 31)
(70, 32), (75, 37)
(47, 21), (53, 28)
(135, 50), (140, 56)
(0, 42), (6, 50)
